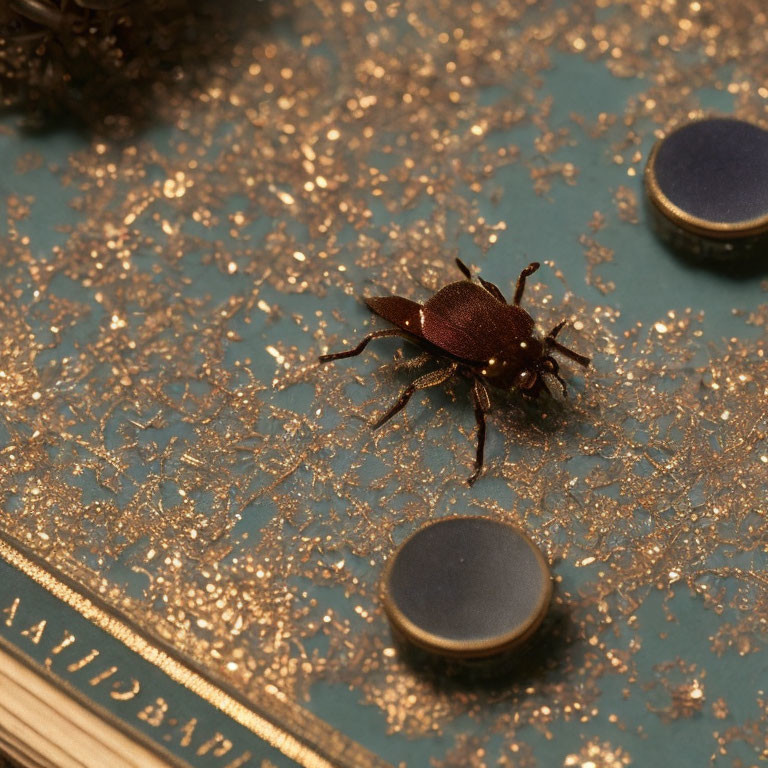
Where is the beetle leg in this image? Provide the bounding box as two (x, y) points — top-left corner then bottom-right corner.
(468, 378), (491, 486)
(551, 371), (568, 397)
(371, 363), (458, 429)
(513, 262), (540, 305)
(393, 351), (433, 372)
(472, 376), (491, 412)
(319, 329), (409, 363)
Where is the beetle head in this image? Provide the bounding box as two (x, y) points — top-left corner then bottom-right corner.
(514, 355), (569, 399)
(482, 337), (568, 398)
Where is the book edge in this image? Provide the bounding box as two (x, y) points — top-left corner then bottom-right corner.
(0, 637), (189, 768)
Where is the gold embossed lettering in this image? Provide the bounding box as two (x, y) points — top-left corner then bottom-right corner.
(50, 630), (76, 655)
(196, 732), (232, 757)
(110, 678), (140, 701)
(137, 697), (168, 727)
(45, 631), (76, 668)
(89, 666), (118, 686)
(179, 717), (197, 747)
(20, 619), (46, 645)
(67, 649), (99, 672)
(2, 598), (19, 627)
(224, 753), (254, 768)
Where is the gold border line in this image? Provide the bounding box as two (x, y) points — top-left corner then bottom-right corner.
(0, 532), (393, 768)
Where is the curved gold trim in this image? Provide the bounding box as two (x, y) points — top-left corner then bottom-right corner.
(644, 118), (768, 241)
(380, 516), (552, 659)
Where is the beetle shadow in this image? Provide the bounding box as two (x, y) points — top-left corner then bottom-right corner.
(368, 347), (590, 473)
(390, 596), (577, 695)
(489, 381), (580, 443)
(1, 0), (273, 139)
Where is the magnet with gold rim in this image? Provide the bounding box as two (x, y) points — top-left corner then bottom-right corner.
(644, 117), (768, 259)
(380, 516), (552, 661)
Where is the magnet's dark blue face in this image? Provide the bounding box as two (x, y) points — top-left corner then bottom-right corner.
(653, 118), (768, 224)
(386, 517), (550, 649)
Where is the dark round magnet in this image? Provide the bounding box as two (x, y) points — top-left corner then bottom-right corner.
(380, 517), (552, 659)
(645, 117), (768, 257)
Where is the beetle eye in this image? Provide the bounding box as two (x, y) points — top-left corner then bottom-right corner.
(515, 369), (537, 389)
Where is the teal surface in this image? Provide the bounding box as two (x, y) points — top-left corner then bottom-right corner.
(3, 1), (768, 766)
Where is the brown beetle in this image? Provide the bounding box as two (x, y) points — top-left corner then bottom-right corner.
(319, 259), (590, 485)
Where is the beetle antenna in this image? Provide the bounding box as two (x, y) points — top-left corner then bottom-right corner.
(546, 321), (590, 366)
(513, 262), (540, 305)
(547, 320), (567, 339)
(547, 337), (591, 367)
(455, 258), (473, 281)
(455, 258), (508, 302)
